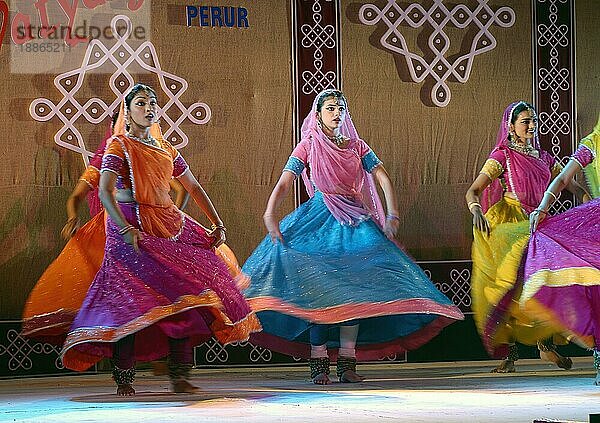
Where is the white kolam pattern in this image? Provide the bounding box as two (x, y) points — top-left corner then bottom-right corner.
(358, 0), (515, 107)
(29, 15), (211, 166)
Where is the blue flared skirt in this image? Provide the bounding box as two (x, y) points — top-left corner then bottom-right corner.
(242, 191), (464, 360)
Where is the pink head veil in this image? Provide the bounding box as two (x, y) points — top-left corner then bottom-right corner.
(493, 101), (540, 151)
(299, 89), (386, 227)
(480, 101), (540, 213)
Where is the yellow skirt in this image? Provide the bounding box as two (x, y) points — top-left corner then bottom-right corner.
(471, 196), (556, 356)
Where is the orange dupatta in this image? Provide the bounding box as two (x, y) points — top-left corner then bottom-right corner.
(106, 134), (184, 238)
(108, 100), (184, 238)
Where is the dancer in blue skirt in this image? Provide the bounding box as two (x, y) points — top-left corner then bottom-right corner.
(243, 89), (464, 384)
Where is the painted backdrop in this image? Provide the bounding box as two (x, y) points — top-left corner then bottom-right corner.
(0, 0), (597, 375)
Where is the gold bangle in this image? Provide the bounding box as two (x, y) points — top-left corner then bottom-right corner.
(468, 202), (482, 212)
(544, 190), (558, 201)
(211, 223), (226, 232)
(118, 225), (135, 235)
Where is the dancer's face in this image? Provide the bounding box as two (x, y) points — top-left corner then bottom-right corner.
(318, 97), (346, 133)
(510, 109), (537, 142)
(128, 91), (157, 130)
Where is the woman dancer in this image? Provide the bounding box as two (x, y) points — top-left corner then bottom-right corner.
(35, 83), (261, 395)
(242, 89), (464, 385)
(465, 101), (584, 372)
(523, 115), (599, 384)
(23, 113), (242, 347)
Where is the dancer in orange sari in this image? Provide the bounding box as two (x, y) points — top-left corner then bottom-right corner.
(26, 84), (261, 395)
(23, 113), (242, 349)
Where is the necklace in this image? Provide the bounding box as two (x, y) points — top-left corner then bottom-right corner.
(508, 140), (538, 158)
(327, 134), (346, 146)
(127, 132), (157, 147)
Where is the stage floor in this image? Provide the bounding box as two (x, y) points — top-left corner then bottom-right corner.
(2, 358), (600, 423)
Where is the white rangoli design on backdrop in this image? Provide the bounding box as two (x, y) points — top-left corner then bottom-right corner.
(358, 0), (515, 107)
(29, 15), (211, 166)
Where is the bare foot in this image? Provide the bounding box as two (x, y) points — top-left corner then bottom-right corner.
(491, 360), (515, 373)
(339, 369), (365, 383)
(116, 384), (135, 396)
(312, 372), (331, 385)
(539, 350), (573, 370)
(172, 379), (200, 394)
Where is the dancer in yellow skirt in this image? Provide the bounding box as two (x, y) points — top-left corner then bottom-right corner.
(465, 101), (587, 372)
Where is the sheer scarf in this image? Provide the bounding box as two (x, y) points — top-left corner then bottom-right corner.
(299, 91), (385, 227)
(480, 101), (551, 215)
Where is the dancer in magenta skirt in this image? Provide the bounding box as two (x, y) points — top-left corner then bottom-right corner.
(48, 84), (261, 395)
(523, 115), (599, 384)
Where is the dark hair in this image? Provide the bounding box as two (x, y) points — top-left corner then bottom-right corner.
(316, 89), (346, 112)
(111, 111), (119, 129)
(124, 83), (157, 110)
(510, 101), (535, 124)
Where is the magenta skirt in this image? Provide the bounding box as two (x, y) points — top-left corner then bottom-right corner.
(61, 202), (261, 371)
(521, 198), (600, 348)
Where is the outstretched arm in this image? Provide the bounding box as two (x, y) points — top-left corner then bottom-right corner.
(177, 170), (225, 248)
(465, 173), (493, 236)
(372, 166), (400, 239)
(529, 160), (587, 232)
(61, 180), (91, 239)
(564, 176), (591, 204)
(263, 171), (296, 244)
